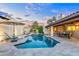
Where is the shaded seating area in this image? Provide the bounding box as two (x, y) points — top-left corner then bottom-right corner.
(46, 11), (79, 39)
(57, 31), (73, 39)
(0, 17), (25, 42)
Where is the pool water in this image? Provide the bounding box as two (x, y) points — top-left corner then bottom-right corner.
(15, 34), (60, 48)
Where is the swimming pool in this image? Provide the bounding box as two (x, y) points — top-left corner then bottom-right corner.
(15, 34), (60, 48)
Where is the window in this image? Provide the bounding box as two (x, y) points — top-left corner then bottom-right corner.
(67, 25), (79, 31)
(67, 26), (71, 31)
(75, 26), (79, 31)
(48, 27), (51, 32)
(67, 26), (75, 31)
(54, 27), (57, 31)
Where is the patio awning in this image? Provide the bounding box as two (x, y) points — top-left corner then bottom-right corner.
(0, 20), (25, 25)
(0, 16), (9, 20)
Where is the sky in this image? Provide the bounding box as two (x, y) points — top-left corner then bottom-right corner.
(0, 3), (79, 22)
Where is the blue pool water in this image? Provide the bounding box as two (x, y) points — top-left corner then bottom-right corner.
(15, 34), (60, 48)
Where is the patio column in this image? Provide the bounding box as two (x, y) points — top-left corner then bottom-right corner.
(51, 26), (53, 36)
(13, 24), (15, 38)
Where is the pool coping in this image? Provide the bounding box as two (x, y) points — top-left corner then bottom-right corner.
(14, 35), (60, 48)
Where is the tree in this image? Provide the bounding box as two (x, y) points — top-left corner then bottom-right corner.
(32, 21), (38, 32)
(38, 26), (43, 33)
(47, 19), (53, 24)
(47, 16), (56, 24)
(52, 16), (56, 21)
(58, 13), (63, 20)
(31, 21), (44, 34)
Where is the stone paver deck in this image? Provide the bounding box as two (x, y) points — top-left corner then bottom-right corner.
(0, 36), (79, 56)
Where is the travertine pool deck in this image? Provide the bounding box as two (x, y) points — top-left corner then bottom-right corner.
(0, 36), (79, 56)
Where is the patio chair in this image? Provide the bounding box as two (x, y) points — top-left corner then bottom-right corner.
(65, 31), (73, 39)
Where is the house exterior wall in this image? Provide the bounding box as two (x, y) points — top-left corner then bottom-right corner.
(47, 21), (79, 39)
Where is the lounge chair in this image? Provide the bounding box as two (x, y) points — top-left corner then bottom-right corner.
(4, 32), (17, 42)
(10, 37), (18, 42)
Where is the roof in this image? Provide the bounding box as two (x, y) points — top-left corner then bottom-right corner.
(0, 16), (9, 20)
(46, 11), (79, 28)
(0, 16), (25, 25)
(0, 20), (25, 25)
